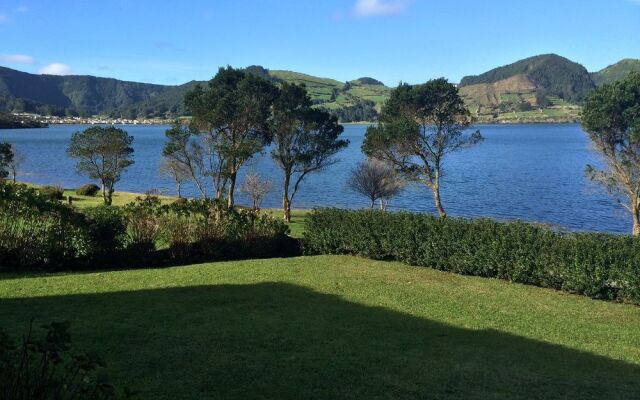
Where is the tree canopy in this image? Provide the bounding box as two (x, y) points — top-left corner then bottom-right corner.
(67, 126), (134, 205)
(581, 72), (640, 235)
(363, 78), (482, 217)
(271, 82), (348, 221)
(185, 66), (277, 206)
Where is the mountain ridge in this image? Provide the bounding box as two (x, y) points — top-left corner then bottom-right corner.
(1, 55), (638, 123)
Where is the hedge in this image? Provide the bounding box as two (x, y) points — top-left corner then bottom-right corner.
(303, 209), (640, 304)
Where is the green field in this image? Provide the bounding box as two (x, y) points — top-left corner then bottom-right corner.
(1, 255), (638, 399)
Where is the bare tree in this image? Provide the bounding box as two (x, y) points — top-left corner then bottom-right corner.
(159, 157), (190, 198)
(348, 159), (405, 209)
(240, 170), (273, 211)
(7, 145), (24, 183)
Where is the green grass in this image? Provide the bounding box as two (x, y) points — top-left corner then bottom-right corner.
(264, 208), (309, 238)
(1, 255), (639, 399)
(62, 189), (175, 208)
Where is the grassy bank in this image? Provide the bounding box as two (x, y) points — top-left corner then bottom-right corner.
(0, 255), (638, 399)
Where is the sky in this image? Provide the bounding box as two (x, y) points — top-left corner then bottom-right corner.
(1, 0), (639, 86)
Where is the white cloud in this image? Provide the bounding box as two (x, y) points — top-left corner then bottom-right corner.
(352, 0), (408, 17)
(39, 63), (73, 75)
(0, 54), (36, 64)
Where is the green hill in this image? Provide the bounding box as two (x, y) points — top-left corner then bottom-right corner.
(0, 66), (391, 122)
(591, 59), (640, 86)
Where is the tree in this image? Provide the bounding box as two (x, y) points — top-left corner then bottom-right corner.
(67, 126), (134, 205)
(270, 82), (348, 221)
(581, 72), (640, 235)
(240, 170), (273, 211)
(362, 78), (482, 217)
(163, 121), (208, 198)
(7, 145), (25, 183)
(185, 66), (277, 206)
(159, 157), (190, 198)
(0, 142), (14, 180)
(348, 158), (404, 209)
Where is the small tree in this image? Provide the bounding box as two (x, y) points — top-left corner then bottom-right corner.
(271, 82), (348, 221)
(8, 145), (25, 183)
(581, 72), (640, 235)
(362, 78), (482, 217)
(0, 142), (14, 180)
(348, 158), (404, 209)
(159, 157), (190, 198)
(67, 126), (134, 205)
(163, 121), (208, 198)
(240, 170), (273, 211)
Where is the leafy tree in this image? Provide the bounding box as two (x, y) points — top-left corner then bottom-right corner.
(270, 82), (348, 221)
(67, 126), (134, 205)
(0, 142), (14, 179)
(581, 72), (640, 235)
(348, 158), (404, 209)
(362, 78), (482, 217)
(185, 66), (277, 206)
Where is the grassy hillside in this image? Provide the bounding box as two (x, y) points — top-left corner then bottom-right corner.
(1, 255), (638, 399)
(591, 59), (640, 86)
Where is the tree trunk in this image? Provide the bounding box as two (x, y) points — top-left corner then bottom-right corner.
(432, 186), (446, 218)
(227, 171), (236, 207)
(176, 183), (182, 198)
(633, 203), (640, 237)
(283, 171), (291, 222)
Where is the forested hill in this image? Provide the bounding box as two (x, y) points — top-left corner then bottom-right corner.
(459, 54), (594, 103)
(591, 59), (640, 86)
(0, 65), (389, 122)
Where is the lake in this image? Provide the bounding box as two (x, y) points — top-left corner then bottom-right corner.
(0, 123), (630, 234)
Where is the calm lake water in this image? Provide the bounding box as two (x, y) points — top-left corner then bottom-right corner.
(0, 123), (630, 234)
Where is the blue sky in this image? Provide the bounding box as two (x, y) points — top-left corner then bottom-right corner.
(1, 0), (639, 86)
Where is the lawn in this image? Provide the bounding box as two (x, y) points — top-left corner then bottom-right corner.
(1, 255), (639, 399)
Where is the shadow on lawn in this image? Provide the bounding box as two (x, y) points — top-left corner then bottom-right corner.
(1, 283), (638, 399)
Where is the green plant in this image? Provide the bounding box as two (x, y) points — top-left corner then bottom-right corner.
(0, 320), (134, 399)
(76, 184), (101, 196)
(304, 209), (640, 304)
(39, 185), (65, 201)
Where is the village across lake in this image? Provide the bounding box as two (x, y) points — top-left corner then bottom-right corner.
(0, 123), (628, 233)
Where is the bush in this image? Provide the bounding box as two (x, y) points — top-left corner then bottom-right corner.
(39, 185), (64, 201)
(304, 209), (640, 304)
(76, 183), (101, 196)
(81, 206), (127, 259)
(0, 320), (133, 399)
(0, 183), (91, 270)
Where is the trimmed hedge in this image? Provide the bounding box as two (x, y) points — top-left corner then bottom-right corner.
(304, 209), (640, 304)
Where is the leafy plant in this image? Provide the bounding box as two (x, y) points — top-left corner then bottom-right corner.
(0, 320), (135, 399)
(76, 184), (101, 197)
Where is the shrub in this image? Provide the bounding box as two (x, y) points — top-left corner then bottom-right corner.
(82, 206), (127, 259)
(39, 185), (64, 201)
(0, 320), (134, 399)
(76, 183), (101, 196)
(303, 209), (640, 304)
(0, 183), (91, 271)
